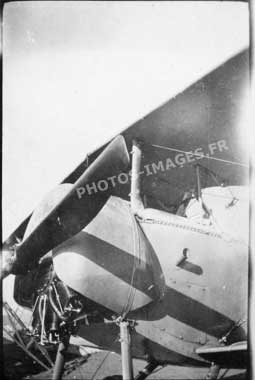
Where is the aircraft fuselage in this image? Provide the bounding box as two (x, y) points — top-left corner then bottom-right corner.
(53, 186), (248, 367)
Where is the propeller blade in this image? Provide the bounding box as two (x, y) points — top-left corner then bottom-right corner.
(1, 135), (130, 278)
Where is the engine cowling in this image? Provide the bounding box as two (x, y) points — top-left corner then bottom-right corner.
(53, 196), (164, 318)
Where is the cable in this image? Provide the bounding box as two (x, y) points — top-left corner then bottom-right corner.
(91, 351), (111, 380)
(28, 294), (40, 330)
(152, 144), (248, 168)
(121, 202), (140, 319)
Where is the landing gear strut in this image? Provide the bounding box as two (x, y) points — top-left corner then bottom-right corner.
(52, 332), (70, 380)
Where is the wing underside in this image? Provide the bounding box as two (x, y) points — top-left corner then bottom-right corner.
(3, 49), (249, 247)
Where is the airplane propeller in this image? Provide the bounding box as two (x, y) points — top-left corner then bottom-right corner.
(1, 135), (130, 280)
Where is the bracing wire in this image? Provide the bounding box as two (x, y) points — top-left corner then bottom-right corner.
(151, 144), (248, 168)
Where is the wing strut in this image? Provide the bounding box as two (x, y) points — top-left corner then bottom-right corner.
(130, 140), (144, 214)
(120, 320), (134, 380)
(118, 318), (159, 380)
(52, 335), (70, 380)
(205, 363), (220, 380)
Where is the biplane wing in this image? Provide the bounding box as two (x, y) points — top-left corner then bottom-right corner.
(3, 49), (249, 248)
(196, 341), (248, 369)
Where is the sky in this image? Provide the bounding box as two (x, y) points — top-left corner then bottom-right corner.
(3, 1), (249, 240)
